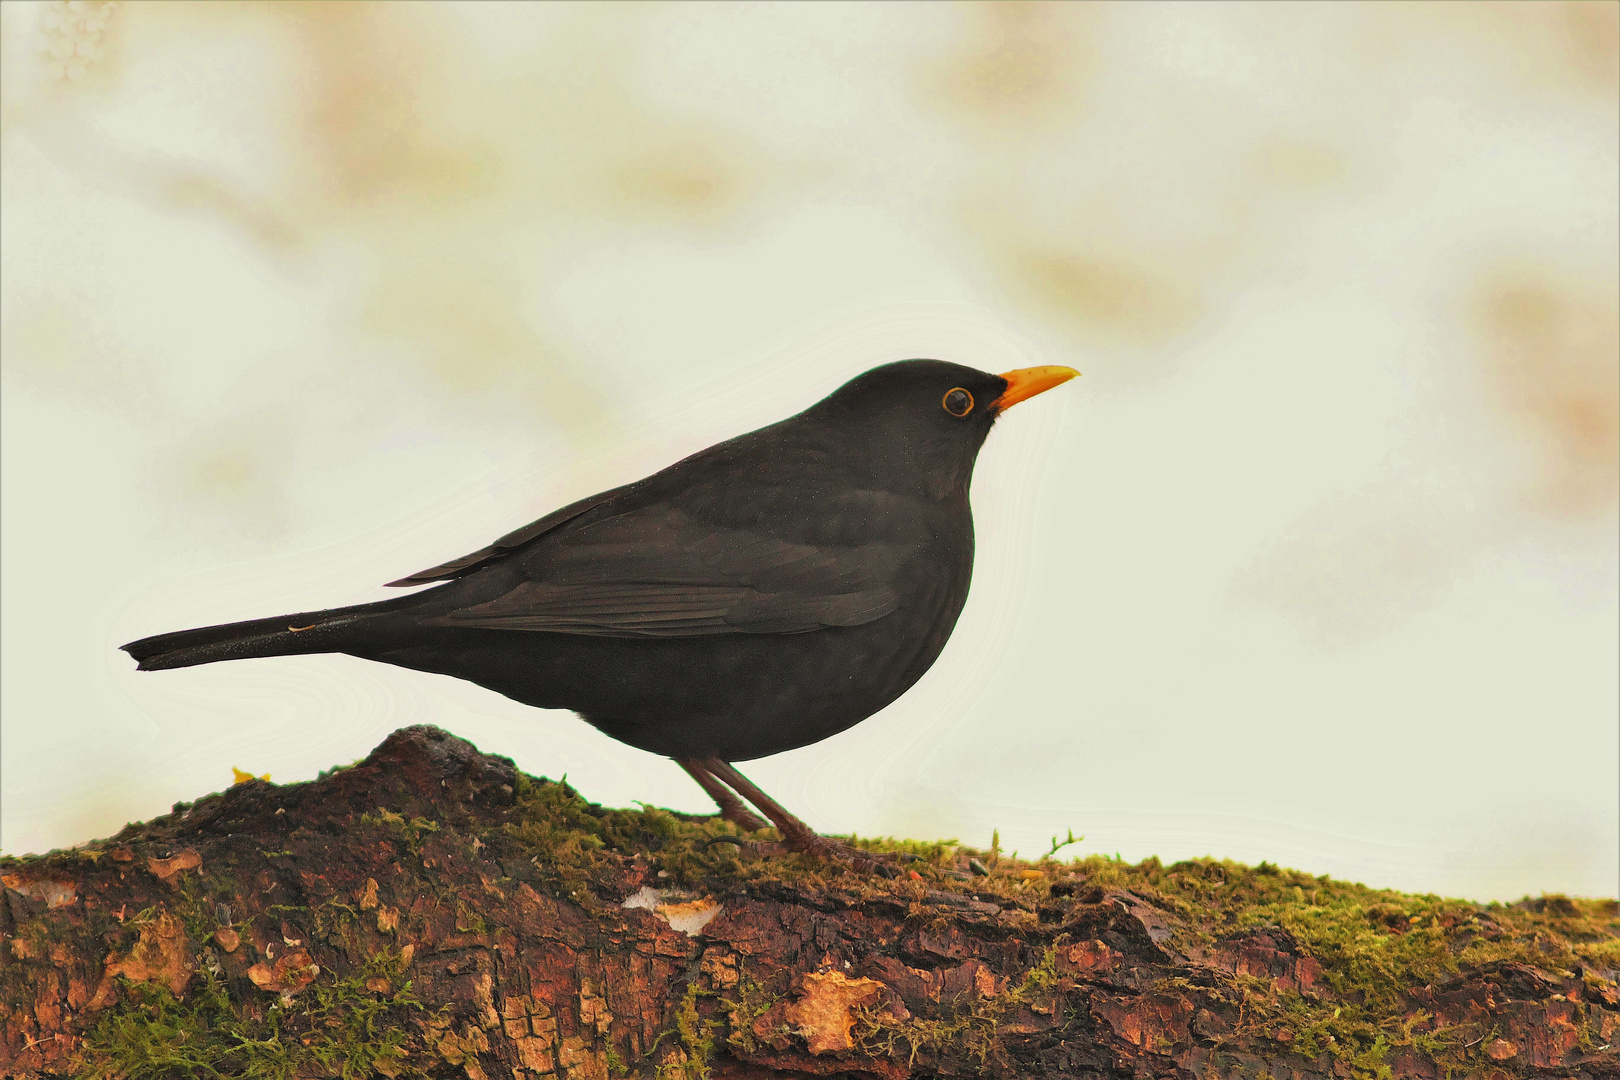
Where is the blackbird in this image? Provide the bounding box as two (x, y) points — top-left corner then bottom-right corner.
(124, 359), (1078, 865)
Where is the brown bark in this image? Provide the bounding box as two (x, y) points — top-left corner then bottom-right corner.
(1, 725), (1615, 1079)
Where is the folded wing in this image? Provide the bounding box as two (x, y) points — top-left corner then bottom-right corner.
(384, 484), (635, 587)
(421, 505), (906, 637)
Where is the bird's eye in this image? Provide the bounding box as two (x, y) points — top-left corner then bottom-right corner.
(942, 388), (974, 417)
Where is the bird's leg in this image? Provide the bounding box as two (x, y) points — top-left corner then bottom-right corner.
(700, 758), (897, 875)
(699, 758), (815, 847)
(677, 759), (769, 833)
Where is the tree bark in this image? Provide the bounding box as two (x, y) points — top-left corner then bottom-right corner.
(2, 725), (1615, 1079)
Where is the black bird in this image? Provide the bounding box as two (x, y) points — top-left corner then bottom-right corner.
(124, 360), (1078, 864)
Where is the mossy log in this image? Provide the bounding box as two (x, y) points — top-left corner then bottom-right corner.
(2, 726), (1616, 1080)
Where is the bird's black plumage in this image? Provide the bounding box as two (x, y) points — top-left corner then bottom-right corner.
(124, 359), (1076, 859)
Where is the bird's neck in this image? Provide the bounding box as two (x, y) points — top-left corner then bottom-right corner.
(756, 422), (979, 505)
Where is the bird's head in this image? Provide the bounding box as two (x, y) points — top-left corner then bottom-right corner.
(803, 359), (1079, 499)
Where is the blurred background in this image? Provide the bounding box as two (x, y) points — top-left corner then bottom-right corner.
(2, 1), (1615, 901)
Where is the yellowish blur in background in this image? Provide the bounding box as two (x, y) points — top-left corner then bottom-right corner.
(2, 1), (1615, 900)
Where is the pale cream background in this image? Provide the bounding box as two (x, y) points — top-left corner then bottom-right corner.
(2, 1), (1616, 901)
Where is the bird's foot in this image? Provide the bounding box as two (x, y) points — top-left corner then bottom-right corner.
(790, 833), (903, 878)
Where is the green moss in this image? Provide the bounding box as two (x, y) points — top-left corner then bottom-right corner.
(501, 773), (1000, 902)
(847, 835), (961, 864)
(644, 980), (718, 1080)
(853, 947), (1063, 1067)
(1051, 855), (1619, 1079)
(500, 777), (807, 894)
(359, 809), (440, 858)
(673, 981), (719, 1079)
(720, 975), (780, 1058)
(453, 900), (491, 937)
(82, 950), (427, 1080)
(171, 872), (237, 946)
(500, 779), (610, 874)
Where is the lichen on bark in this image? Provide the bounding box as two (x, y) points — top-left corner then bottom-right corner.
(1, 725), (1615, 1079)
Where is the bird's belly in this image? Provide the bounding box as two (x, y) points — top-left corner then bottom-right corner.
(379, 582), (965, 762)
(574, 602), (954, 760)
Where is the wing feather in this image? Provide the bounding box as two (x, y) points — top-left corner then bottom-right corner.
(384, 484), (634, 587)
(422, 503), (908, 637)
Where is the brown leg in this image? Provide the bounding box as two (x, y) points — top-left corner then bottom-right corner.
(701, 758), (897, 875)
(677, 759), (768, 833)
(700, 758), (816, 845)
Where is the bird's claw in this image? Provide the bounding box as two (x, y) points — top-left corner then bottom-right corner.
(704, 835), (750, 849)
(784, 834), (903, 878)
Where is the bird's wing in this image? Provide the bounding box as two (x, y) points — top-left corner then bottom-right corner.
(384, 484), (636, 587)
(420, 504), (907, 637)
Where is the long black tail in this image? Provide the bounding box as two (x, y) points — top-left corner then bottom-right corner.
(123, 594), (426, 672)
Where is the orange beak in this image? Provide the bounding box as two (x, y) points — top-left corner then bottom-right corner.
(994, 366), (1080, 411)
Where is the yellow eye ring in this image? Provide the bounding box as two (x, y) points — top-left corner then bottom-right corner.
(942, 388), (974, 417)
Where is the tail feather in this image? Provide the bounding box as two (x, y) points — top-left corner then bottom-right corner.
(123, 595), (423, 671)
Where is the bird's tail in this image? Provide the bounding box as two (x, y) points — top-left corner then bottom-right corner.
(122, 594), (424, 672)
